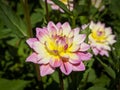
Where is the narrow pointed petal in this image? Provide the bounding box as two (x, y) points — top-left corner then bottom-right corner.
(60, 62), (72, 75)
(79, 52), (92, 61)
(40, 64), (54, 76)
(26, 38), (38, 48)
(26, 53), (39, 63)
(73, 34), (86, 44)
(47, 21), (57, 35)
(80, 43), (90, 51)
(72, 62), (85, 71)
(62, 22), (71, 36)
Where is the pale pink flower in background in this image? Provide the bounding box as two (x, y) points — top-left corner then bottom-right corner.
(88, 21), (116, 56)
(26, 21), (92, 76)
(91, 0), (105, 11)
(46, 0), (73, 12)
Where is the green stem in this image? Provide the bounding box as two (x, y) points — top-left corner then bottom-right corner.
(45, 0), (49, 22)
(58, 70), (64, 90)
(21, 0), (33, 37)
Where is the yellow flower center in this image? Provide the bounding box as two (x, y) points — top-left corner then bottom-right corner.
(60, 0), (68, 4)
(45, 35), (70, 57)
(91, 29), (106, 43)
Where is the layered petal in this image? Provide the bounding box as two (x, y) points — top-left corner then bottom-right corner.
(60, 62), (72, 75)
(26, 52), (39, 63)
(40, 64), (54, 76)
(72, 62), (85, 71)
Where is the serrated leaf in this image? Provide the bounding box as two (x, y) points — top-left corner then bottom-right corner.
(31, 11), (44, 27)
(0, 1), (27, 38)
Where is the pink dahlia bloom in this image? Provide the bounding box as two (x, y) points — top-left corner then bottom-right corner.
(26, 21), (92, 76)
(88, 21), (116, 56)
(46, 0), (73, 12)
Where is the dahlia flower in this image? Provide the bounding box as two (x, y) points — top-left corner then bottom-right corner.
(88, 21), (116, 56)
(46, 0), (73, 12)
(26, 21), (92, 76)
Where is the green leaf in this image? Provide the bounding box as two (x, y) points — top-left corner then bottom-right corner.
(31, 9), (44, 27)
(87, 68), (97, 82)
(0, 78), (30, 90)
(104, 65), (116, 79)
(97, 58), (116, 79)
(93, 74), (110, 87)
(87, 86), (107, 90)
(0, 28), (12, 39)
(0, 1), (27, 38)
(52, 0), (71, 14)
(51, 71), (59, 83)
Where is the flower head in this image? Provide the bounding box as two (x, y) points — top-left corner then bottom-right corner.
(88, 21), (116, 56)
(46, 0), (73, 12)
(26, 21), (92, 76)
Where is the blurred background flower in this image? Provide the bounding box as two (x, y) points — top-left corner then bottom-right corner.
(88, 21), (116, 56)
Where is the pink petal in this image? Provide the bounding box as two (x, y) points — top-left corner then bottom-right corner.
(56, 22), (62, 29)
(72, 62), (85, 71)
(80, 43), (90, 51)
(92, 47), (99, 55)
(49, 58), (62, 68)
(62, 22), (71, 36)
(36, 27), (49, 43)
(37, 56), (51, 64)
(26, 52), (39, 63)
(100, 49), (109, 57)
(47, 21), (58, 36)
(69, 53), (81, 64)
(78, 52), (92, 61)
(26, 38), (38, 48)
(51, 5), (59, 10)
(40, 64), (55, 76)
(68, 44), (80, 52)
(36, 27), (48, 38)
(60, 62), (72, 75)
(73, 27), (80, 36)
(73, 34), (86, 44)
